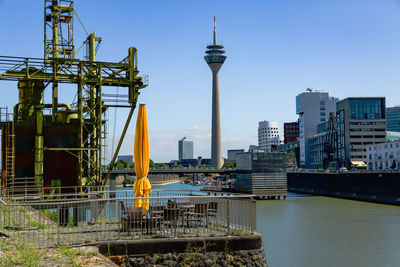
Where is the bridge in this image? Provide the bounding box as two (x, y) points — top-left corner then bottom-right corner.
(103, 168), (236, 177)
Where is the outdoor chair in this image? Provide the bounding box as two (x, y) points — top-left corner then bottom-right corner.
(120, 201), (145, 235)
(149, 205), (165, 233)
(185, 203), (208, 228)
(207, 201), (218, 218)
(161, 204), (179, 235)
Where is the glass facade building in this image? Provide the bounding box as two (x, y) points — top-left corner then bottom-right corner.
(336, 97), (386, 166)
(349, 99), (384, 120)
(387, 107), (400, 132)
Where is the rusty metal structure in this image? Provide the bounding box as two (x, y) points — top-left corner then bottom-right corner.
(0, 0), (147, 195)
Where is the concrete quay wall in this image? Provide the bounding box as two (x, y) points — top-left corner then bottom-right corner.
(98, 233), (267, 266)
(288, 172), (400, 205)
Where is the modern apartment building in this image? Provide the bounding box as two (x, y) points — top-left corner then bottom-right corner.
(296, 89), (338, 168)
(386, 106), (400, 132)
(178, 137), (194, 160)
(336, 97), (386, 166)
(365, 141), (400, 170)
(258, 121), (282, 152)
(283, 121), (299, 144)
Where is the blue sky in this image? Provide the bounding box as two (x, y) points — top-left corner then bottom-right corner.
(1, 0), (400, 162)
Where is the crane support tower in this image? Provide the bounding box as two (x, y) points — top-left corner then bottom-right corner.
(322, 112), (338, 170)
(0, 0), (147, 196)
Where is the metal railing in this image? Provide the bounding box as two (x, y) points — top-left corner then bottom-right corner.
(0, 189), (256, 247)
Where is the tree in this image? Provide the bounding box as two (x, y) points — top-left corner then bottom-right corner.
(200, 164), (211, 168)
(115, 160), (129, 169)
(155, 163), (168, 169)
(149, 159), (155, 168)
(223, 162), (236, 168)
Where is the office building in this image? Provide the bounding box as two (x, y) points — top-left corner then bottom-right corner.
(366, 141), (400, 170)
(227, 149), (245, 162)
(308, 122), (328, 169)
(336, 97), (386, 166)
(117, 155), (133, 164)
(284, 121), (299, 144)
(387, 106), (400, 132)
(178, 137), (194, 160)
(204, 17), (226, 168)
(258, 121), (282, 152)
(296, 89), (338, 168)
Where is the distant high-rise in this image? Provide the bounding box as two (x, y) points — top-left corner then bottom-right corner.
(296, 89), (338, 168)
(204, 16), (226, 168)
(178, 137), (194, 161)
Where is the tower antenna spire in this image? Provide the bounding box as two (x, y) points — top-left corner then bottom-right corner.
(213, 16), (217, 45)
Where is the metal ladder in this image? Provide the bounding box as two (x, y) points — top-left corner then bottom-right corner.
(4, 109), (15, 195)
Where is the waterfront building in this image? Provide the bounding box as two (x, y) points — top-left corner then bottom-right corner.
(227, 149), (245, 162)
(204, 17), (226, 168)
(365, 140), (400, 170)
(236, 152), (287, 197)
(283, 121), (299, 144)
(178, 137), (194, 160)
(276, 140), (300, 168)
(258, 121), (282, 152)
(296, 89), (338, 168)
(336, 97), (386, 167)
(386, 106), (400, 132)
(117, 155), (133, 164)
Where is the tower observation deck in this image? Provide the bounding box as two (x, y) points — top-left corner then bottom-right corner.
(204, 17), (226, 168)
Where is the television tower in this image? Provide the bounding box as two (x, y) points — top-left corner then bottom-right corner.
(204, 16), (226, 168)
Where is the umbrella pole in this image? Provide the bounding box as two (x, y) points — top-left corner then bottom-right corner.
(102, 105), (136, 190)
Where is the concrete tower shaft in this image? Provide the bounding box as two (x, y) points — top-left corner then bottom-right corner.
(204, 17), (226, 169)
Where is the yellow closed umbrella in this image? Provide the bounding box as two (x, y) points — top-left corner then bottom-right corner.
(133, 104), (152, 213)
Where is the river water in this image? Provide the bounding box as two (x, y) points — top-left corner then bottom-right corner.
(155, 184), (400, 267)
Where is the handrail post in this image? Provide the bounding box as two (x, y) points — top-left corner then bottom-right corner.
(226, 198), (230, 235)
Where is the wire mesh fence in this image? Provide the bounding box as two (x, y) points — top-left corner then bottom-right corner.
(0, 190), (256, 247)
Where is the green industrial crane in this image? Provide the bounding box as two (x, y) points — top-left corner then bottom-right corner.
(0, 0), (147, 193)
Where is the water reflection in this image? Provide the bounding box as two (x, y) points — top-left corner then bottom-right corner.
(257, 194), (400, 267)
